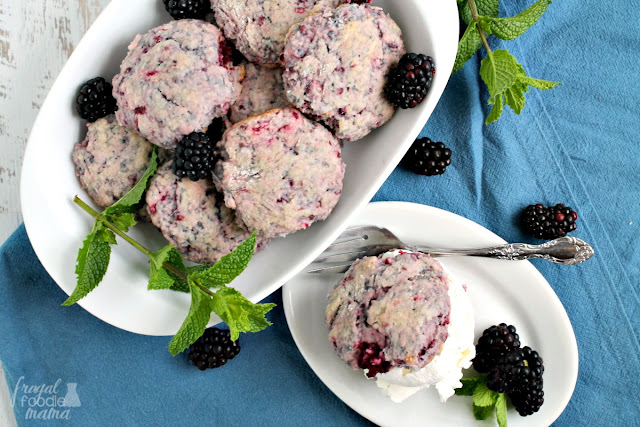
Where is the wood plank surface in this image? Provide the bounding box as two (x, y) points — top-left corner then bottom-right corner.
(0, 0), (110, 243)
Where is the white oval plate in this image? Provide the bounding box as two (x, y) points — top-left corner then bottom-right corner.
(20, 0), (459, 335)
(283, 202), (578, 427)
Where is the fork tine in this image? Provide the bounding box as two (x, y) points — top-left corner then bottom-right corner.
(309, 226), (406, 274)
(320, 225), (386, 254)
(306, 263), (352, 274)
(322, 239), (368, 254)
(332, 225), (381, 242)
(313, 248), (370, 264)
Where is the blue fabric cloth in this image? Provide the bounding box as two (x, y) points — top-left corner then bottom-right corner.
(2, 0), (639, 425)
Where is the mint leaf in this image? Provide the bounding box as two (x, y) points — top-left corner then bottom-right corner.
(504, 80), (528, 115)
(190, 233), (257, 287)
(210, 286), (276, 341)
(520, 76), (561, 90)
(495, 393), (508, 427)
(95, 226), (117, 245)
(63, 222), (112, 306)
(168, 279), (212, 356)
(455, 0), (560, 124)
(104, 147), (158, 216)
(482, 0), (551, 41)
(455, 376), (483, 396)
(453, 22), (483, 73)
(149, 245), (177, 290)
(458, 0), (499, 25)
(455, 376), (504, 423)
(149, 266), (174, 291)
(480, 50), (560, 123)
(486, 94), (504, 123)
(472, 378), (499, 420)
(473, 403), (495, 420)
(473, 379), (499, 407)
(186, 264), (210, 275)
(480, 50), (520, 97)
(148, 245), (189, 292)
(104, 212), (137, 233)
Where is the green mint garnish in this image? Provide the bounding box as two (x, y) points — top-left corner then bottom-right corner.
(103, 147), (159, 217)
(148, 245), (189, 292)
(456, 374), (510, 426)
(455, 0), (560, 123)
(168, 279), (213, 356)
(473, 379), (499, 411)
(480, 0), (551, 41)
(495, 392), (508, 427)
(480, 49), (559, 123)
(189, 233), (257, 287)
(458, 0), (499, 26)
(65, 147), (159, 306)
(473, 403), (495, 421)
(210, 287), (276, 341)
(168, 234), (275, 353)
(104, 212), (137, 233)
(454, 23), (483, 74)
(456, 376), (483, 396)
(63, 221), (112, 306)
(94, 223), (117, 245)
(69, 151), (274, 356)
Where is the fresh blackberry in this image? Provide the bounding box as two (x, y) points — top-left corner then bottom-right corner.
(506, 346), (544, 393)
(486, 350), (523, 393)
(173, 132), (216, 181)
(486, 349), (523, 392)
(488, 346), (545, 415)
(510, 380), (544, 416)
(386, 53), (435, 109)
(472, 323), (520, 373)
(162, 0), (210, 20)
(402, 137), (451, 176)
(346, 0), (373, 3)
(76, 77), (117, 122)
(521, 203), (578, 239)
(188, 328), (241, 370)
(486, 367), (510, 393)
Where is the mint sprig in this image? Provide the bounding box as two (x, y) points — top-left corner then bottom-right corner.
(63, 221), (113, 306)
(168, 279), (213, 356)
(148, 245), (189, 292)
(480, 49), (559, 123)
(64, 148), (158, 305)
(167, 232), (276, 354)
(495, 393), (508, 426)
(69, 152), (275, 355)
(458, 0), (499, 26)
(480, 0), (551, 41)
(456, 375), (507, 427)
(103, 148), (160, 217)
(455, 0), (560, 123)
(210, 287), (275, 341)
(190, 234), (257, 287)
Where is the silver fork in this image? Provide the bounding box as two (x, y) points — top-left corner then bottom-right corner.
(307, 226), (595, 274)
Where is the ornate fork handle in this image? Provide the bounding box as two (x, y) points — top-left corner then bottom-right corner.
(408, 236), (594, 265)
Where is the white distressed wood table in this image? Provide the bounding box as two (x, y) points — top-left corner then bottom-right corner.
(0, 0), (110, 244)
(0, 1), (110, 424)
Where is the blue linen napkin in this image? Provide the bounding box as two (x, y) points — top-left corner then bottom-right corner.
(2, 0), (639, 425)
